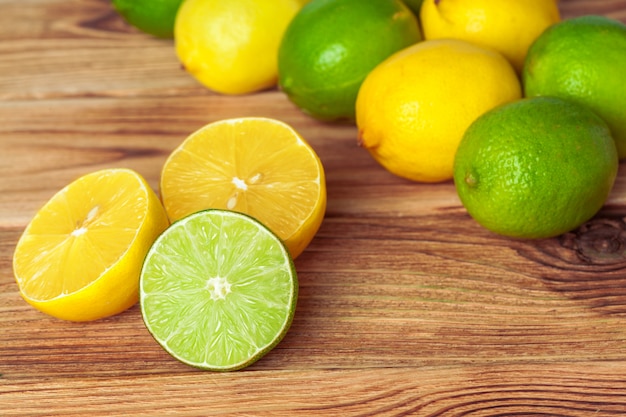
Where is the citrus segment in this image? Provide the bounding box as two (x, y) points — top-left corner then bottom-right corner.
(160, 117), (326, 259)
(13, 168), (169, 321)
(140, 209), (298, 371)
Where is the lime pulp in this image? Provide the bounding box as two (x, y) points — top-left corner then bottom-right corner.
(140, 209), (298, 371)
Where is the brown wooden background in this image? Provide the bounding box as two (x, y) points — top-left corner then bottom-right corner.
(2, 0), (626, 415)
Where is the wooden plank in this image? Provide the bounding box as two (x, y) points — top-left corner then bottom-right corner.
(1, 0), (626, 415)
(3, 364), (626, 416)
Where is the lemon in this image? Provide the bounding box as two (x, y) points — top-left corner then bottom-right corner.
(141, 209), (297, 371)
(420, 0), (560, 73)
(278, 0), (421, 121)
(160, 117), (326, 259)
(523, 15), (626, 159)
(454, 97), (618, 239)
(356, 39), (521, 183)
(13, 169), (169, 321)
(112, 0), (184, 38)
(174, 0), (307, 95)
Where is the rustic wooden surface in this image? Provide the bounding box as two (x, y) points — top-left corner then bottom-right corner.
(2, 0), (626, 415)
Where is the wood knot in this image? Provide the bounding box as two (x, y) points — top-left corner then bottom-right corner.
(560, 217), (626, 265)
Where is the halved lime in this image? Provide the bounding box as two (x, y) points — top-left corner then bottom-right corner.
(139, 209), (298, 371)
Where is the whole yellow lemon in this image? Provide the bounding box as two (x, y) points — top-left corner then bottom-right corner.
(174, 0), (307, 95)
(356, 39), (521, 183)
(420, 0), (560, 73)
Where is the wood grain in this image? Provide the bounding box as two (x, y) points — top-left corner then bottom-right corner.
(2, 0), (626, 415)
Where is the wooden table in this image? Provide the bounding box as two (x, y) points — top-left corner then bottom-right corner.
(2, 1), (626, 415)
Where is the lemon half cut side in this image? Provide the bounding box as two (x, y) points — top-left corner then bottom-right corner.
(13, 168), (169, 321)
(160, 117), (326, 259)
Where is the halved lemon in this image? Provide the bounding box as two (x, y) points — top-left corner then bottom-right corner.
(160, 117), (326, 258)
(13, 168), (169, 321)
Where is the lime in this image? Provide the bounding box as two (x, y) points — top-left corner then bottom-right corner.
(278, 0), (421, 121)
(453, 96), (618, 239)
(112, 0), (184, 38)
(523, 15), (626, 158)
(140, 209), (298, 371)
(356, 39), (521, 183)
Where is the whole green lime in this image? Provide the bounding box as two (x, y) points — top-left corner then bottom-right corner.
(453, 97), (618, 239)
(523, 15), (626, 158)
(112, 0), (184, 38)
(278, 0), (421, 122)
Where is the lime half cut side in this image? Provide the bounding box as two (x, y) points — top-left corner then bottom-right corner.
(140, 209), (298, 371)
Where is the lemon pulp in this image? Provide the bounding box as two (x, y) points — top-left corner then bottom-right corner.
(160, 117), (326, 259)
(13, 168), (169, 321)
